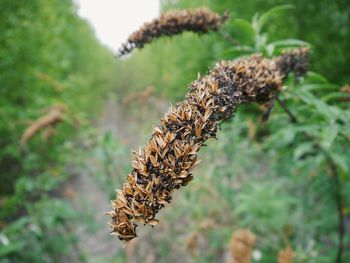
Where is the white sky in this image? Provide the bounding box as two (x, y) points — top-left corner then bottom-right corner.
(75, 0), (160, 51)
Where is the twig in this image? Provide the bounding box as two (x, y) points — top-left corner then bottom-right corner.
(276, 96), (298, 123)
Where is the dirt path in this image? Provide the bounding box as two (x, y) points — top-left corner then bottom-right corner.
(64, 95), (168, 262)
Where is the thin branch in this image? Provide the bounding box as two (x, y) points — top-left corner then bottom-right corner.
(276, 96), (298, 123)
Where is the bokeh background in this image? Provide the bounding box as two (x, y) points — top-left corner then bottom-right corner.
(0, 0), (349, 262)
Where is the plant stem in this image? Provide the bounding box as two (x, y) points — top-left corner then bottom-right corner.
(276, 96), (297, 123)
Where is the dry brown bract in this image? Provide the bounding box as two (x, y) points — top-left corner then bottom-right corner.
(117, 8), (228, 57)
(107, 48), (309, 243)
(21, 104), (66, 146)
(229, 229), (256, 263)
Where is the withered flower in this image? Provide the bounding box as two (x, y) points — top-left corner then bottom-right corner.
(229, 229), (256, 263)
(274, 48), (309, 79)
(107, 48), (309, 242)
(117, 7), (228, 57)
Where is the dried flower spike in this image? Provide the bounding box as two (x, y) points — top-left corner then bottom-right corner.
(117, 7), (228, 57)
(229, 229), (256, 263)
(274, 47), (309, 79)
(107, 48), (309, 243)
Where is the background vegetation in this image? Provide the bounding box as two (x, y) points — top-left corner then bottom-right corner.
(0, 0), (349, 262)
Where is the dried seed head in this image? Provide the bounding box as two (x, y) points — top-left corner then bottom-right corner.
(274, 47), (309, 79)
(278, 247), (294, 263)
(229, 229), (256, 263)
(107, 49), (309, 242)
(117, 7), (228, 57)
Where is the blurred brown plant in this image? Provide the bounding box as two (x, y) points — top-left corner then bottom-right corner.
(186, 232), (199, 257)
(229, 229), (256, 263)
(278, 246), (294, 263)
(21, 104), (67, 146)
(117, 7), (228, 57)
(340, 85), (350, 94)
(63, 186), (76, 199)
(122, 86), (154, 106)
(107, 48), (309, 243)
(339, 85), (350, 102)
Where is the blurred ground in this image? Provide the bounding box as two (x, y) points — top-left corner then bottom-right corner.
(64, 94), (169, 262)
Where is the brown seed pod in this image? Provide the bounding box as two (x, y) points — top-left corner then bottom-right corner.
(117, 7), (228, 57)
(229, 229), (256, 263)
(107, 48), (309, 243)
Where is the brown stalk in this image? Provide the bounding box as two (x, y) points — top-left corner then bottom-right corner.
(20, 104), (66, 146)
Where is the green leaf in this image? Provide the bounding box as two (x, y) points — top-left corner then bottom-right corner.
(293, 142), (314, 160)
(297, 90), (341, 121)
(221, 45), (255, 57)
(321, 92), (350, 102)
(321, 124), (339, 149)
(231, 18), (256, 41)
(299, 84), (338, 92)
(329, 152), (349, 173)
(270, 38), (310, 47)
(306, 72), (329, 84)
(257, 5), (295, 32)
(0, 241), (25, 258)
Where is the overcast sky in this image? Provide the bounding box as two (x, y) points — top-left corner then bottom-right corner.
(75, 0), (160, 51)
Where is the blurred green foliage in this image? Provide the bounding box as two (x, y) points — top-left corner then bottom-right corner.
(0, 0), (118, 261)
(1, 0), (349, 262)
